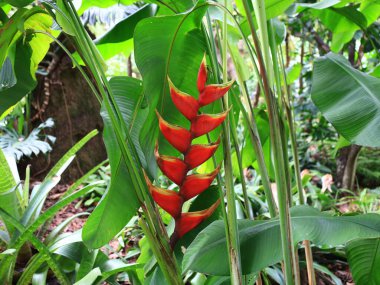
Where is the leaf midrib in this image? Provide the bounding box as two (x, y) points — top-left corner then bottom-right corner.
(328, 54), (380, 109)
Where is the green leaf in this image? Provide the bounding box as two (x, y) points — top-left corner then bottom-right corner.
(3, 0), (33, 7)
(74, 267), (102, 285)
(183, 205), (380, 276)
(82, 77), (144, 248)
(296, 0), (341, 11)
(134, 5), (207, 176)
(0, 41), (36, 115)
(0, 211), (71, 284)
(78, 0), (137, 15)
(311, 7), (363, 52)
(93, 4), (157, 61)
(332, 136), (351, 157)
(0, 149), (19, 232)
(285, 63), (301, 84)
(311, 52), (380, 147)
(346, 237), (380, 285)
(0, 7), (52, 115)
(360, 0), (380, 26)
(239, 0), (294, 36)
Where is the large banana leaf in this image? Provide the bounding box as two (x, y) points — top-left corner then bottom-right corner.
(183, 206), (380, 276)
(82, 77), (145, 248)
(346, 237), (380, 285)
(311, 52), (380, 147)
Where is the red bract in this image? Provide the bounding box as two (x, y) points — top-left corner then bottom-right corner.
(145, 58), (232, 247)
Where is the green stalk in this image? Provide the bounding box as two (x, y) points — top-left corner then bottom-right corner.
(267, 20), (300, 283)
(229, 109), (253, 219)
(203, 14), (242, 283)
(267, 22), (292, 206)
(278, 43), (316, 285)
(241, 0), (296, 283)
(227, 42), (276, 218)
(221, 6), (243, 282)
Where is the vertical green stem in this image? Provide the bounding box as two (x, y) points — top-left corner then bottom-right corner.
(241, 0), (296, 283)
(278, 43), (316, 285)
(221, 5), (243, 283)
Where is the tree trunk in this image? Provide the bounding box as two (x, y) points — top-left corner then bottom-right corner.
(336, 145), (362, 190)
(27, 50), (106, 182)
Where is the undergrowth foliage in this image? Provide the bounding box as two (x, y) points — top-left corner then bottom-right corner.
(144, 57), (232, 247)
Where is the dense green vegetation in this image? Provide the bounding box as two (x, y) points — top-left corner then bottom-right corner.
(0, 0), (379, 284)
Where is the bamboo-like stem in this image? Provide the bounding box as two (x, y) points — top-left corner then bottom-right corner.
(268, 21), (300, 283)
(241, 0), (296, 283)
(227, 43), (276, 217)
(229, 110), (253, 219)
(278, 40), (317, 285)
(220, 4), (243, 283)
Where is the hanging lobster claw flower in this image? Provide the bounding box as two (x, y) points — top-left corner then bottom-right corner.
(155, 145), (187, 185)
(156, 111), (191, 153)
(144, 172), (182, 218)
(184, 137), (220, 169)
(198, 81), (234, 107)
(169, 78), (199, 121)
(149, 58), (230, 248)
(190, 109), (230, 138)
(197, 54), (207, 93)
(180, 167), (220, 200)
(175, 200), (220, 238)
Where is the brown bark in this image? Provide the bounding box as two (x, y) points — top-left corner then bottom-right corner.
(27, 52), (106, 182)
(336, 145), (362, 190)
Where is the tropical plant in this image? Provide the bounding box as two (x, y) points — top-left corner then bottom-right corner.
(0, 130), (124, 284)
(0, 0), (380, 284)
(0, 117), (55, 161)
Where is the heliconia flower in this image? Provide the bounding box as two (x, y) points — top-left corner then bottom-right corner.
(155, 146), (187, 185)
(175, 200), (220, 238)
(148, 57), (232, 247)
(197, 55), (207, 93)
(180, 167), (220, 200)
(144, 172), (182, 218)
(169, 78), (199, 121)
(184, 137), (220, 169)
(198, 81), (234, 107)
(156, 111), (191, 153)
(190, 110), (229, 138)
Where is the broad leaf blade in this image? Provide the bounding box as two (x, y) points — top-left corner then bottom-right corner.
(183, 206), (380, 276)
(82, 77), (144, 248)
(346, 237), (380, 285)
(311, 52), (380, 147)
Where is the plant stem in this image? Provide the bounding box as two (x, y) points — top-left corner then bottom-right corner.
(278, 41), (316, 285)
(228, 42), (276, 218)
(221, 4), (243, 282)
(241, 0), (296, 283)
